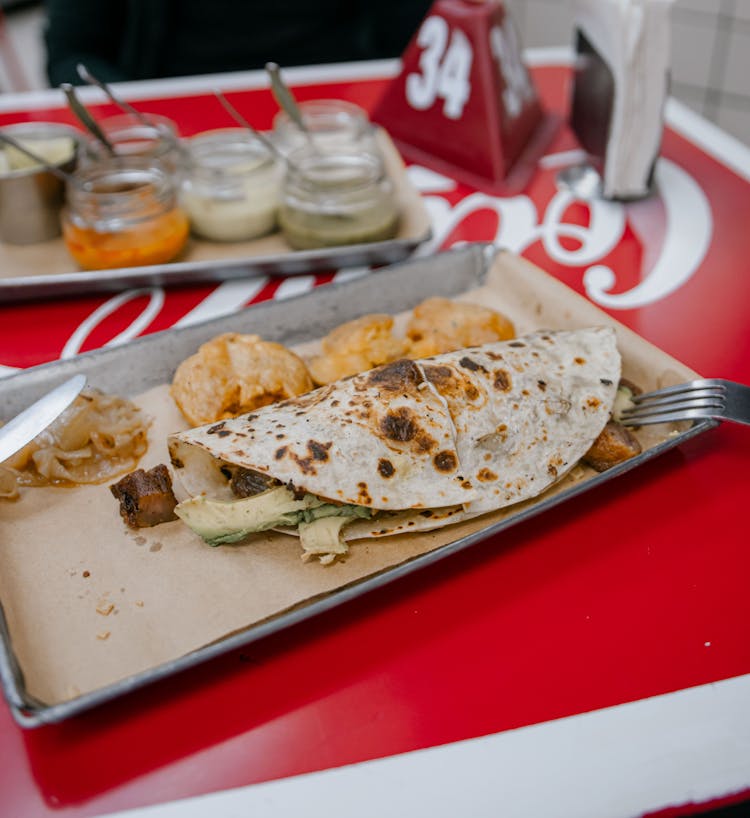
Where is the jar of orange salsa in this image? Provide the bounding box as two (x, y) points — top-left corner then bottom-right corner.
(62, 158), (189, 270)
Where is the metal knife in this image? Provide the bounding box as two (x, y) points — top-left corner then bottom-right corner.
(0, 375), (87, 464)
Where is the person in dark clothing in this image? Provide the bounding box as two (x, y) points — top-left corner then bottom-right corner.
(44, 0), (433, 86)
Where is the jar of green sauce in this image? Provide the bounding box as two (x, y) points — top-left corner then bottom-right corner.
(278, 148), (399, 250)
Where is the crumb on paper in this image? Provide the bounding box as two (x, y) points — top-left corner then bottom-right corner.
(82, 570), (90, 578)
(97, 631), (110, 640)
(135, 600), (144, 607)
(96, 601), (115, 616)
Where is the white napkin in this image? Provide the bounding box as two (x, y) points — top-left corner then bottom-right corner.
(572, 0), (673, 199)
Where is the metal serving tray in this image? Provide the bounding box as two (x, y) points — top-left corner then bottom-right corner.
(0, 244), (715, 726)
(0, 128), (431, 303)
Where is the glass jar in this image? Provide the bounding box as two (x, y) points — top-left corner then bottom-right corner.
(83, 113), (185, 178)
(272, 99), (378, 157)
(278, 148), (399, 250)
(180, 130), (283, 242)
(61, 157), (189, 270)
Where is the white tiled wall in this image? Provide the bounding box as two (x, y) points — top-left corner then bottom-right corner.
(1, 1), (749, 147)
(507, 0), (750, 147)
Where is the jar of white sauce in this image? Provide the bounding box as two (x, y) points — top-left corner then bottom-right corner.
(180, 130), (282, 242)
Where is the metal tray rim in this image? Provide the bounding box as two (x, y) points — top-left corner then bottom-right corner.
(0, 242), (714, 727)
(0, 231), (432, 303)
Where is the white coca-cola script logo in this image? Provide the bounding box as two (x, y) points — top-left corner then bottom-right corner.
(414, 155), (713, 309)
(0, 154), (711, 379)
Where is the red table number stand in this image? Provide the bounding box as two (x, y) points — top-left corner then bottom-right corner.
(373, 0), (560, 194)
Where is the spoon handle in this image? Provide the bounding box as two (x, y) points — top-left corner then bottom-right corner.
(60, 83), (117, 157)
(213, 89), (289, 164)
(265, 62), (314, 142)
(76, 64), (150, 126)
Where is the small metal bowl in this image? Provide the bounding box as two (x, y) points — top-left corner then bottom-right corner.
(0, 122), (82, 245)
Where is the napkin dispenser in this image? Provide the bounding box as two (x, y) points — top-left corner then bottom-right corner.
(372, 0), (560, 194)
(568, 0), (674, 200)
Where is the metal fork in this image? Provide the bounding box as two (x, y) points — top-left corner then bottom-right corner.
(620, 378), (750, 427)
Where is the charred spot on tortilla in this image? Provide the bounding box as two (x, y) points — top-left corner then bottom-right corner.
(208, 422), (226, 434)
(508, 341), (526, 348)
(357, 482), (372, 504)
(600, 378), (613, 386)
(378, 458), (395, 478)
(459, 356), (487, 373)
(493, 369), (512, 391)
(433, 450), (458, 472)
(485, 351), (504, 361)
(367, 359), (421, 391)
(423, 364), (467, 399)
(288, 450), (319, 476)
(275, 446), (287, 460)
(547, 455), (564, 478)
(423, 364), (453, 384)
(307, 440), (332, 461)
(420, 510), (434, 517)
(477, 468), (498, 482)
(171, 457), (184, 469)
(537, 380), (547, 391)
(380, 407), (419, 442)
(574, 357), (586, 365)
(586, 397), (602, 409)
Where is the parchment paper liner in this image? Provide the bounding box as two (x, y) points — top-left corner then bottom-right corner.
(0, 251), (700, 706)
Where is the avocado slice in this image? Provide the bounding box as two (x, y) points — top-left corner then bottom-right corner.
(175, 486), (321, 546)
(174, 485), (375, 548)
(298, 516), (351, 564)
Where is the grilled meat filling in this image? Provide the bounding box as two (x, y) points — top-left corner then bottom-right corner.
(110, 464), (178, 527)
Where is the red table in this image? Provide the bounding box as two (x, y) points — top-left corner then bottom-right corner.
(0, 52), (749, 818)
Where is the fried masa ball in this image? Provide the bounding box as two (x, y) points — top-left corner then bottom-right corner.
(405, 297), (516, 357)
(171, 333), (314, 426)
(308, 314), (408, 385)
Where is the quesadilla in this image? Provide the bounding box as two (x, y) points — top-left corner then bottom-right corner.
(168, 327), (621, 562)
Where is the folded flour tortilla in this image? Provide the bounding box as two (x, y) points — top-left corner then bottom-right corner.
(168, 327), (620, 555)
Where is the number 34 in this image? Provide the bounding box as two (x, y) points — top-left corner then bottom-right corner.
(405, 16), (474, 120)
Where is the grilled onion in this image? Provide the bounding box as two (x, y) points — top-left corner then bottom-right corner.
(1, 389), (150, 492)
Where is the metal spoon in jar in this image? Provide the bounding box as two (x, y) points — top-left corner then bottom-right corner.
(76, 63), (157, 130)
(212, 88), (300, 171)
(265, 62), (317, 151)
(75, 63), (185, 157)
(60, 82), (117, 157)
